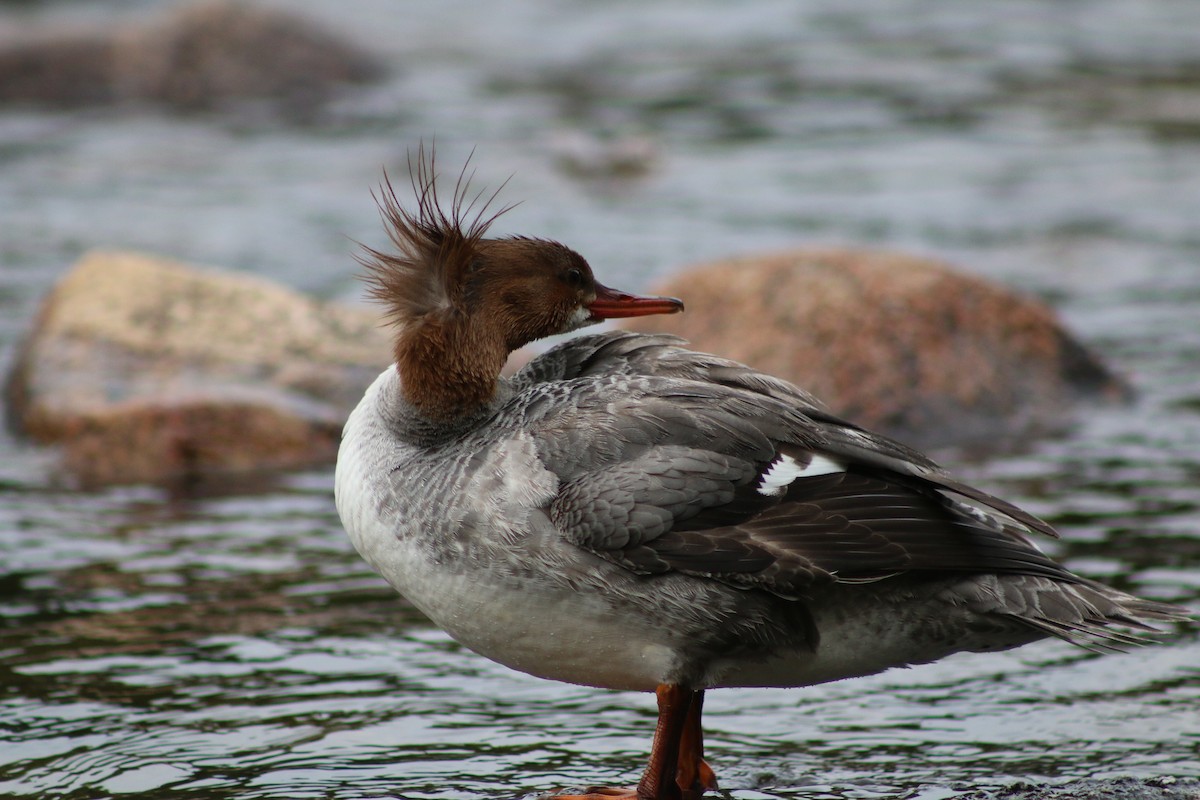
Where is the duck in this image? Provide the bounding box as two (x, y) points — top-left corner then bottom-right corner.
(334, 152), (1188, 800)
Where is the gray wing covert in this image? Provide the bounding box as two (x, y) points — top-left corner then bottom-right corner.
(526, 339), (1073, 598)
(550, 444), (774, 575)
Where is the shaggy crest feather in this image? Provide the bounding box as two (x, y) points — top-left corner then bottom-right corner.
(357, 144), (515, 327)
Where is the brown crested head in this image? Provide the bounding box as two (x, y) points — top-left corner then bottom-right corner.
(359, 147), (682, 353)
(357, 147), (511, 333)
(356, 146), (683, 421)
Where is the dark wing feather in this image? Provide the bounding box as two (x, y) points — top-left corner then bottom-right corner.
(647, 468), (1072, 596)
(526, 332), (1071, 598)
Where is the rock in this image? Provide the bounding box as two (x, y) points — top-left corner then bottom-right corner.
(550, 130), (658, 180)
(0, 29), (116, 107)
(4, 250), (391, 488)
(0, 0), (384, 114)
(622, 248), (1129, 450)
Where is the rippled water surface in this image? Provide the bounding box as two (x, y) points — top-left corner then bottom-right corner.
(1, 1), (1199, 798)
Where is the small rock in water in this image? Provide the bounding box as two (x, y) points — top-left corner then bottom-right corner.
(550, 130), (658, 179)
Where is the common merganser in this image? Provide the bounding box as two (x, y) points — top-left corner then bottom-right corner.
(334, 154), (1187, 800)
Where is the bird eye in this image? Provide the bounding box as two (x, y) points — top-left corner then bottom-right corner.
(564, 267), (585, 288)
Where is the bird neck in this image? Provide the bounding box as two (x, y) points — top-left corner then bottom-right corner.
(392, 311), (510, 424)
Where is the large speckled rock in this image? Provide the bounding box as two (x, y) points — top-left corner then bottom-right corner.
(622, 248), (1129, 449)
(5, 250), (391, 488)
(0, 0), (383, 114)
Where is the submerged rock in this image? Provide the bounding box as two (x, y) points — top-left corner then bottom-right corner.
(0, 0), (384, 114)
(623, 248), (1129, 450)
(5, 250), (391, 488)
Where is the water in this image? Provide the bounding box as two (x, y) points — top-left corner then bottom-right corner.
(1, 1), (1198, 798)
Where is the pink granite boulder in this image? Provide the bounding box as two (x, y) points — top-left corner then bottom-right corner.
(622, 248), (1128, 450)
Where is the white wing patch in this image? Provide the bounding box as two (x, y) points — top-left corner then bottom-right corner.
(757, 453), (844, 496)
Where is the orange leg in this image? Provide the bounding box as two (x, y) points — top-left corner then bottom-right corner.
(550, 684), (717, 800)
(675, 690), (718, 800)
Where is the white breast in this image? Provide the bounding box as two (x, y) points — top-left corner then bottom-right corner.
(334, 368), (678, 692)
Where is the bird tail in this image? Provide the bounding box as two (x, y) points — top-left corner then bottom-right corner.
(947, 573), (1190, 654)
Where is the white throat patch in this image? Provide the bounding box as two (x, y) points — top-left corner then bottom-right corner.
(564, 305), (594, 333)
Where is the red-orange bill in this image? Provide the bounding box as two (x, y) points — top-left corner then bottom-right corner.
(587, 283), (684, 320)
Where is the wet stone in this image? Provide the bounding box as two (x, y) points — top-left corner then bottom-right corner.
(4, 250), (391, 488)
(623, 248), (1131, 451)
